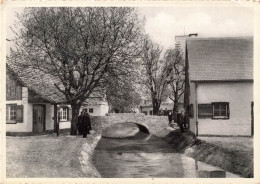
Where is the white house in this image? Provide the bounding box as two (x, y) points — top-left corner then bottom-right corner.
(6, 60), (109, 134)
(139, 99), (184, 116)
(184, 37), (253, 136)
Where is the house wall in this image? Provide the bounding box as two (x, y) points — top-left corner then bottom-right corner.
(196, 81), (253, 136)
(6, 87), (32, 132)
(189, 82), (197, 135)
(45, 104), (54, 131)
(59, 104), (109, 130)
(81, 103), (109, 116)
(6, 87), (55, 133)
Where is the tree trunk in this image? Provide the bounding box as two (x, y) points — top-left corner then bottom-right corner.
(152, 99), (160, 116)
(173, 101), (178, 122)
(70, 104), (81, 135)
(173, 89), (179, 122)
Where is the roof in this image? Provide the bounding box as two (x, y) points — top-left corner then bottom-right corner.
(186, 37), (253, 81)
(6, 54), (105, 104)
(7, 58), (65, 104)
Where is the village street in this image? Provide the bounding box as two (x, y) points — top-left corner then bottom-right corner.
(4, 6), (255, 182)
(6, 132), (101, 178)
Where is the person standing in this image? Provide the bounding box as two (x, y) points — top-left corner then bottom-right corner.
(168, 111), (172, 125)
(77, 111), (84, 135)
(85, 112), (92, 135)
(82, 111), (90, 138)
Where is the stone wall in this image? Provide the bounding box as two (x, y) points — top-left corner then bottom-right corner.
(90, 113), (169, 137)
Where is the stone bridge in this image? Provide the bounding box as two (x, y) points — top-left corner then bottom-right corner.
(90, 113), (171, 137)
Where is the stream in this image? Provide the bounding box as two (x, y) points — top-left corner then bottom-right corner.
(93, 128), (239, 178)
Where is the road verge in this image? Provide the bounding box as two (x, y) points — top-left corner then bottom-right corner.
(79, 133), (102, 177)
(163, 130), (253, 178)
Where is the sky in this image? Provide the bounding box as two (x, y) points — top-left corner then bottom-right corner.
(6, 6), (254, 52)
(140, 6), (254, 49)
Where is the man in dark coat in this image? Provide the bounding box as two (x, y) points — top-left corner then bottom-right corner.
(82, 111), (91, 138)
(85, 112), (92, 134)
(77, 111), (84, 135)
(168, 111), (172, 125)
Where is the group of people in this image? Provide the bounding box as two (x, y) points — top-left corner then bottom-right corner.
(77, 110), (92, 138)
(167, 111), (186, 133)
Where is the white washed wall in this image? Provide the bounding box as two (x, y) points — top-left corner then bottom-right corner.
(6, 87), (32, 132)
(196, 81), (253, 136)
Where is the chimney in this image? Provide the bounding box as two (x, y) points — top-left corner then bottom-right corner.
(189, 33), (198, 37)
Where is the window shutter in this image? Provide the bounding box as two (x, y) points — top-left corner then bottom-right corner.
(16, 105), (23, 123)
(198, 104), (212, 119)
(68, 108), (72, 121)
(227, 103), (230, 119)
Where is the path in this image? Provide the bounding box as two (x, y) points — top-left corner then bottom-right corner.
(6, 133), (95, 178)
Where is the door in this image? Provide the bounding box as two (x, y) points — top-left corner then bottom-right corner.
(33, 104), (45, 133)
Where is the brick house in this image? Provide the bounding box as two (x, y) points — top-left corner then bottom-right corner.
(6, 59), (108, 134)
(184, 37), (253, 136)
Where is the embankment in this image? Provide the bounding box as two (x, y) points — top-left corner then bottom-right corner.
(163, 130), (253, 178)
(79, 133), (102, 178)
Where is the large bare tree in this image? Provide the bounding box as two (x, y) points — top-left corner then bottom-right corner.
(10, 7), (143, 135)
(165, 44), (185, 119)
(140, 36), (173, 115)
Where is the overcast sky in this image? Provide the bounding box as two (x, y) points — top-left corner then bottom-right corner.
(140, 6), (254, 49)
(6, 6), (254, 51)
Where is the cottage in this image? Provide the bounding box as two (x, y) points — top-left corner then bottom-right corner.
(6, 60), (108, 134)
(184, 37), (253, 136)
(139, 100), (184, 116)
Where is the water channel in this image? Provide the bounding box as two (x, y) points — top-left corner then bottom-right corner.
(93, 127), (239, 178)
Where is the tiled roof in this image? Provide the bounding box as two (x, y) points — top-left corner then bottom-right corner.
(187, 37), (253, 81)
(6, 54), (105, 104)
(7, 57), (66, 103)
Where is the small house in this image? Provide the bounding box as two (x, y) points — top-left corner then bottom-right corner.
(184, 37), (253, 136)
(6, 59), (108, 134)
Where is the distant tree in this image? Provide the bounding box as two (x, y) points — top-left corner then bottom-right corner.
(106, 78), (142, 113)
(10, 7), (144, 135)
(140, 36), (173, 115)
(165, 44), (185, 119)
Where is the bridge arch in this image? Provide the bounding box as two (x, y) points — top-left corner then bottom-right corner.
(124, 122), (150, 134)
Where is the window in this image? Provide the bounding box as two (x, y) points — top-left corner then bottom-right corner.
(143, 111), (147, 115)
(59, 107), (68, 121)
(149, 110), (153, 115)
(6, 104), (23, 123)
(212, 102), (229, 119)
(89, 108), (93, 113)
(6, 105), (16, 122)
(198, 104), (212, 119)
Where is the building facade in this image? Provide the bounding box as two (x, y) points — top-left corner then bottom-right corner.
(184, 37), (253, 136)
(6, 63), (109, 134)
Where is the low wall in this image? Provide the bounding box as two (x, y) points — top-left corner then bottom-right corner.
(90, 113), (169, 137)
(163, 130), (253, 178)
